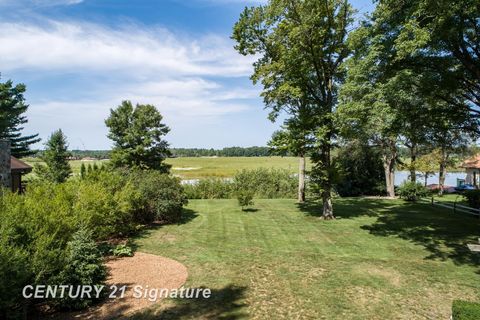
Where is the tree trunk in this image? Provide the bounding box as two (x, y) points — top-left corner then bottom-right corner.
(298, 155), (306, 203)
(321, 143), (334, 219)
(382, 140), (396, 197)
(409, 142), (417, 183)
(424, 174), (428, 187)
(438, 147), (447, 196)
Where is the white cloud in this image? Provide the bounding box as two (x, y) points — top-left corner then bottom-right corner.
(0, 20), (255, 77)
(0, 19), (262, 148)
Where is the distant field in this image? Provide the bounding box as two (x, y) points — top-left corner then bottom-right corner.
(23, 156), (309, 179)
(23, 158), (108, 177)
(165, 156), (311, 179)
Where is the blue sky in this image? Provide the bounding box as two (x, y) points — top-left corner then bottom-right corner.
(0, 0), (376, 150)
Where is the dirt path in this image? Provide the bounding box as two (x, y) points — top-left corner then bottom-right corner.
(51, 252), (188, 319)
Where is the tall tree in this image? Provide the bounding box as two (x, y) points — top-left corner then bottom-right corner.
(0, 78), (40, 157)
(35, 129), (72, 183)
(374, 0), (480, 127)
(105, 100), (171, 171)
(233, 0), (354, 218)
(338, 23), (403, 197)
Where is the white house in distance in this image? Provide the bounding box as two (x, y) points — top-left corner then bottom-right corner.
(461, 154), (480, 187)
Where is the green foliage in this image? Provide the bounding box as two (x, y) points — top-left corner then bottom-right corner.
(171, 146), (270, 157)
(35, 129), (72, 183)
(237, 189), (254, 210)
(334, 141), (386, 197)
(232, 0), (355, 217)
(233, 168), (297, 199)
(0, 77), (40, 158)
(398, 181), (429, 202)
(452, 300), (480, 320)
(105, 100), (171, 171)
(463, 190), (480, 209)
(183, 178), (233, 199)
(73, 171), (140, 239)
(128, 170), (188, 223)
(183, 168), (298, 200)
(55, 226), (106, 310)
(112, 243), (134, 257)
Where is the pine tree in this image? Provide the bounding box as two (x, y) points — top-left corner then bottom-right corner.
(0, 77), (40, 157)
(80, 163), (86, 179)
(35, 129), (72, 183)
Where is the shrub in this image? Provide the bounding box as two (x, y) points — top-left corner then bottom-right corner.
(183, 178), (232, 199)
(452, 300), (480, 320)
(237, 189), (254, 210)
(73, 171), (140, 239)
(397, 181), (428, 201)
(233, 168), (297, 199)
(55, 226), (107, 310)
(128, 170), (188, 223)
(463, 190), (480, 209)
(112, 243), (134, 257)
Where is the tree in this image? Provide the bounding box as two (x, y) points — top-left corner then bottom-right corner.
(233, 0), (354, 219)
(268, 108), (316, 203)
(105, 101), (171, 172)
(338, 23), (402, 197)
(0, 77), (40, 157)
(35, 129), (72, 183)
(372, 0), (480, 128)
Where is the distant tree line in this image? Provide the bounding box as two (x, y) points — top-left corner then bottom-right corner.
(170, 146), (272, 157)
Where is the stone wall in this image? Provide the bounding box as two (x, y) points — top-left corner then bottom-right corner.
(0, 140), (11, 189)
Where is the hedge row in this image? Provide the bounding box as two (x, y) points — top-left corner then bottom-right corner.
(183, 168), (299, 199)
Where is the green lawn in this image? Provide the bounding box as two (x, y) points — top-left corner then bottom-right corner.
(130, 198), (480, 319)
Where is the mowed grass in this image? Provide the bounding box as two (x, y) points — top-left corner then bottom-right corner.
(165, 157), (311, 179)
(131, 198), (480, 319)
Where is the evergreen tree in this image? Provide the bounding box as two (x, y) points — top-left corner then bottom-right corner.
(105, 100), (171, 171)
(0, 77), (40, 157)
(80, 163), (86, 179)
(35, 129), (72, 183)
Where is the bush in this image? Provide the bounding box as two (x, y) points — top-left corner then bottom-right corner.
(112, 243), (134, 257)
(452, 300), (480, 320)
(463, 190), (480, 209)
(128, 170), (188, 223)
(73, 171), (140, 239)
(233, 168), (297, 199)
(397, 181), (429, 201)
(183, 178), (232, 199)
(55, 227), (107, 310)
(0, 168), (188, 315)
(237, 189), (254, 210)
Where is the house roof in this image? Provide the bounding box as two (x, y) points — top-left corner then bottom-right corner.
(11, 156), (33, 173)
(461, 155), (480, 169)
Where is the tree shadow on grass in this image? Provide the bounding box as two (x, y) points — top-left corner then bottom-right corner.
(241, 208), (259, 213)
(127, 285), (248, 320)
(360, 201), (480, 267)
(297, 197), (398, 219)
(299, 197), (480, 267)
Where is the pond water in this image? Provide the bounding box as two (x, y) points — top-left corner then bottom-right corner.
(394, 171), (466, 187)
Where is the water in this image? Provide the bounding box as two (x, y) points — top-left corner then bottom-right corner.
(394, 171), (466, 187)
